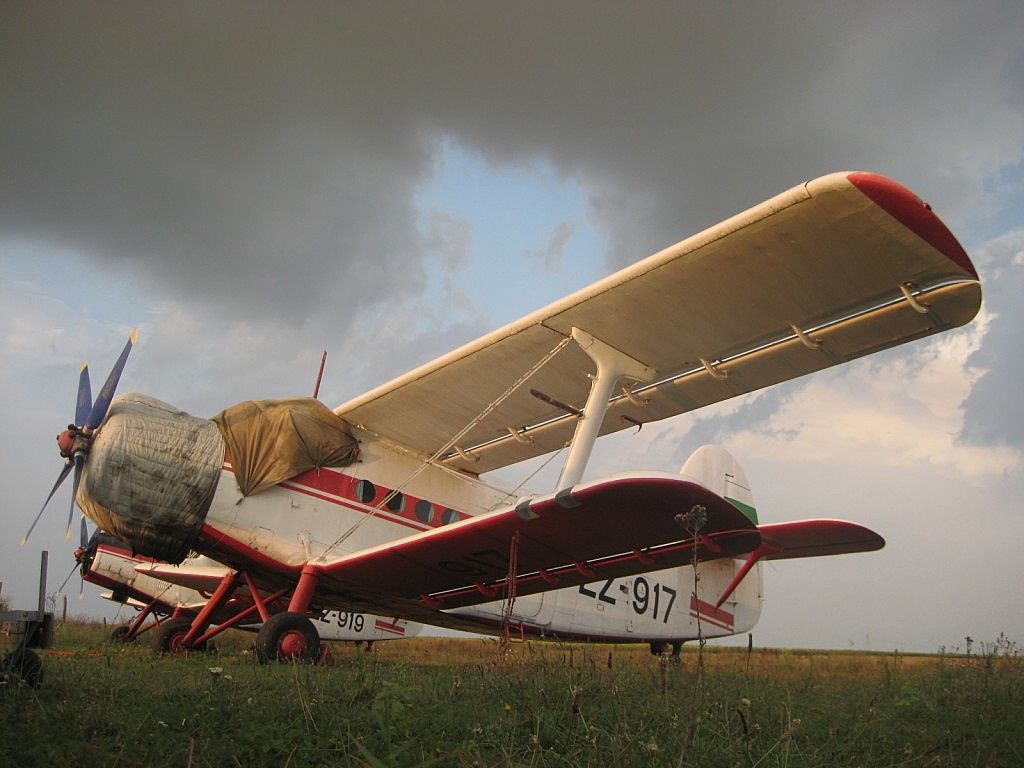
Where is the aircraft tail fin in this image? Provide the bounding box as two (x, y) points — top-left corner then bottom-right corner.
(680, 444), (758, 524)
(685, 445), (885, 612)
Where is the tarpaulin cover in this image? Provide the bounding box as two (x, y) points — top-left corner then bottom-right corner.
(212, 397), (360, 496)
(78, 393), (224, 564)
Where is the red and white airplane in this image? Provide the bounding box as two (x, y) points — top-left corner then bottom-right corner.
(35, 172), (981, 662)
(73, 529), (422, 653)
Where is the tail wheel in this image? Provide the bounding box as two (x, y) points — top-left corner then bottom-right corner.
(649, 641), (683, 660)
(649, 642), (670, 656)
(151, 617), (206, 654)
(255, 612), (321, 664)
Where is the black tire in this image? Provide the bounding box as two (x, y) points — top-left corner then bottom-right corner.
(2, 648), (44, 688)
(151, 617), (206, 654)
(255, 612), (321, 664)
(110, 625), (135, 644)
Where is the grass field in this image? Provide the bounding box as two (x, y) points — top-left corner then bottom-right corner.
(2, 622), (1022, 767)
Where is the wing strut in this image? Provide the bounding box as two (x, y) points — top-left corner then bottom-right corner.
(555, 328), (654, 494)
(715, 542), (782, 607)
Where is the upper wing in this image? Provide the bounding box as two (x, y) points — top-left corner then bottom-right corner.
(336, 172), (981, 475)
(317, 472), (761, 611)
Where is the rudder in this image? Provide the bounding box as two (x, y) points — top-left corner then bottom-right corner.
(680, 445), (758, 524)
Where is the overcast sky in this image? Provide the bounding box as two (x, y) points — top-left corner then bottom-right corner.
(2, 2), (1022, 653)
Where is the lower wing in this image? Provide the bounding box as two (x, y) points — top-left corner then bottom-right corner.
(318, 472), (762, 612)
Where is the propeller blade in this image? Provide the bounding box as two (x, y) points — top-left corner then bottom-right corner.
(23, 462), (73, 544)
(65, 455), (84, 541)
(86, 330), (137, 429)
(80, 515), (89, 549)
(75, 362), (92, 427)
(56, 562), (79, 596)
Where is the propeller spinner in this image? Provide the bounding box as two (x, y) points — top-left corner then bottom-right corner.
(23, 331), (137, 545)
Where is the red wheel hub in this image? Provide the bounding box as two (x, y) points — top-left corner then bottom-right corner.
(279, 630), (308, 659)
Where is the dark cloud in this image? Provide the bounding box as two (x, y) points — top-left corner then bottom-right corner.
(4, 3), (1022, 314)
(2, 4), (435, 325)
(2, 1), (1022, 427)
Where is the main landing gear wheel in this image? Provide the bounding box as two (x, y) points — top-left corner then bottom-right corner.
(110, 625), (135, 644)
(151, 617), (206, 654)
(1, 648), (44, 688)
(255, 612), (321, 664)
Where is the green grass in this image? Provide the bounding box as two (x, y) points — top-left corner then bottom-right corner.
(3, 623), (1023, 767)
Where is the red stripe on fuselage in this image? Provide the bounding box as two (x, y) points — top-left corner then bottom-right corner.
(374, 619), (406, 636)
(278, 480), (428, 534)
(197, 524), (302, 580)
(95, 543), (153, 563)
(201, 461), (478, 580)
(221, 462), (466, 536)
(689, 595), (734, 631)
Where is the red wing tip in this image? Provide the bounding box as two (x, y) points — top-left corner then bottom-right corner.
(845, 172), (977, 280)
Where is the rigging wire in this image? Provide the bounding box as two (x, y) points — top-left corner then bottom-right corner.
(319, 335), (574, 560)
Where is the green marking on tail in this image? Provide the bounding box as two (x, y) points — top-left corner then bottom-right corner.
(725, 496), (758, 524)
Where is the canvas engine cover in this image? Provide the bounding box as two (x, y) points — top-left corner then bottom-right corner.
(77, 393), (224, 563)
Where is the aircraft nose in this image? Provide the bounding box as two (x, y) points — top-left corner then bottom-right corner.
(75, 393), (225, 564)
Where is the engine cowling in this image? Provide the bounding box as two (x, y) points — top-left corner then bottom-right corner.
(77, 393), (223, 563)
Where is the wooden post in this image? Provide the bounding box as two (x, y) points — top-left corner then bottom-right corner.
(38, 551), (48, 615)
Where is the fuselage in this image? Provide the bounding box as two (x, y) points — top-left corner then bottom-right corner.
(74, 394), (764, 644)
(193, 426), (763, 643)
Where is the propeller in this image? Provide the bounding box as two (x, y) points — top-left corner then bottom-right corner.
(56, 523), (101, 600)
(55, 561), (80, 598)
(23, 331), (137, 545)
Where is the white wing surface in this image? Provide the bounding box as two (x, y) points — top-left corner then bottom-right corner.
(336, 172), (981, 475)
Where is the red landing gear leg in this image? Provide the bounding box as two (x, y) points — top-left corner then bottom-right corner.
(111, 599), (159, 643)
(151, 571), (239, 654)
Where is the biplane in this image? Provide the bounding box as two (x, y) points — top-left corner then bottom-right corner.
(72, 529), (422, 652)
(33, 172), (981, 661)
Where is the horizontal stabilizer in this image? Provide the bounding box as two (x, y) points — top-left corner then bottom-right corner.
(713, 518), (884, 608)
(759, 519), (884, 559)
